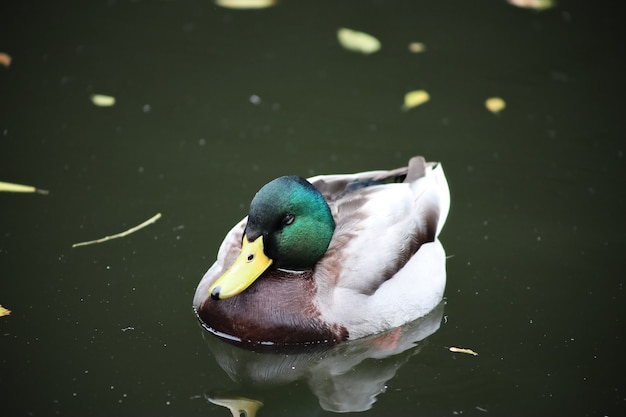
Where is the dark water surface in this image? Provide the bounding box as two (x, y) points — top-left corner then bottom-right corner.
(1, 1), (624, 416)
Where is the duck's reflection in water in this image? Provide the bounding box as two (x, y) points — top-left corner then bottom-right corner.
(203, 302), (445, 414)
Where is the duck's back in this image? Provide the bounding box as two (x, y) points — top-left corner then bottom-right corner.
(309, 156), (450, 338)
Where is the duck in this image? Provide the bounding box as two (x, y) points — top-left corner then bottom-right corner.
(193, 156), (450, 347)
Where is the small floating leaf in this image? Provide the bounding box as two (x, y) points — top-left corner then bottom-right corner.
(208, 396), (263, 417)
(0, 305), (11, 317)
(449, 346), (479, 356)
(72, 213), (162, 248)
(485, 97), (506, 114)
(337, 28), (381, 55)
(0, 181), (49, 194)
(402, 90), (430, 111)
(506, 0), (556, 11)
(90, 94), (116, 107)
(408, 42), (427, 53)
(215, 0), (277, 8)
(0, 52), (12, 68)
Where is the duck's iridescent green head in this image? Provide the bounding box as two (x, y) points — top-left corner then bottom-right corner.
(209, 176), (335, 300)
(246, 176), (335, 269)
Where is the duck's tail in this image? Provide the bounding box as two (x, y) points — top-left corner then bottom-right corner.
(402, 156), (450, 238)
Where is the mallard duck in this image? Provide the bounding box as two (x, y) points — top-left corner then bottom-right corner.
(193, 156), (450, 346)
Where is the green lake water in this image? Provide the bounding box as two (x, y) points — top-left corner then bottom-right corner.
(1, 1), (624, 416)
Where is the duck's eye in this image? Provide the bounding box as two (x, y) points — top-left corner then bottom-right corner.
(283, 213), (295, 226)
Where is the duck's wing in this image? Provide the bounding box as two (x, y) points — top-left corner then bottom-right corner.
(308, 166), (409, 202)
(311, 156), (449, 334)
(308, 156), (449, 253)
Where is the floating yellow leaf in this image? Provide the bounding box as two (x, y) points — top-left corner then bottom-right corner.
(0, 52), (12, 68)
(0, 181), (49, 194)
(506, 0), (556, 11)
(90, 94), (116, 107)
(337, 28), (381, 55)
(208, 396), (263, 417)
(449, 346), (479, 356)
(72, 213), (162, 248)
(215, 0), (277, 8)
(0, 305), (11, 317)
(408, 42), (426, 53)
(485, 97), (506, 114)
(402, 90), (430, 111)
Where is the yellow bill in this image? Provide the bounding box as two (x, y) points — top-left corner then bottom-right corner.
(209, 235), (273, 300)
